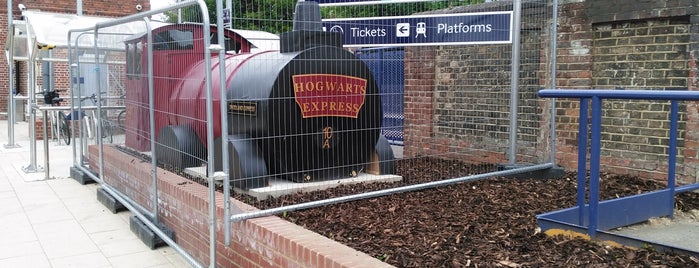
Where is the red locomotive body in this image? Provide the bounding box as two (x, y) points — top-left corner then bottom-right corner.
(123, 2), (394, 188)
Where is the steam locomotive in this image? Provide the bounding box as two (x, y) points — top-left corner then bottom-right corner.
(123, 2), (394, 189)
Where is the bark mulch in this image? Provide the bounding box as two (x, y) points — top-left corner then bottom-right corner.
(244, 158), (699, 268)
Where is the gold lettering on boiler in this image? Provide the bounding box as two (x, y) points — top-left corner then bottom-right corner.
(228, 101), (257, 116)
(322, 126), (333, 149)
(292, 74), (367, 118)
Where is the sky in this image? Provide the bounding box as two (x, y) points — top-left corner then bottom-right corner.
(150, 0), (176, 11)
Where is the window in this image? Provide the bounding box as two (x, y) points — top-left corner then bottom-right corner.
(125, 42), (142, 80)
(210, 33), (242, 53)
(153, 29), (194, 50)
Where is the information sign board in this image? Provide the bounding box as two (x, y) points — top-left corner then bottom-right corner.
(323, 11), (512, 47)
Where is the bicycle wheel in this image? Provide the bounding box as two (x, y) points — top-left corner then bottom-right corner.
(101, 118), (113, 143)
(58, 111), (71, 145)
(117, 109), (126, 133)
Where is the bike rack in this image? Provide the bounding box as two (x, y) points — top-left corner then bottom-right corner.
(31, 105), (124, 180)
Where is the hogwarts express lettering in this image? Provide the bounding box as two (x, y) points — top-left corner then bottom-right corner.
(292, 74), (367, 118)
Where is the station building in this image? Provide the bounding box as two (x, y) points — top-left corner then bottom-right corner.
(0, 0), (150, 120)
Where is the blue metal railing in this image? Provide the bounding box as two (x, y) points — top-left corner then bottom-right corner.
(537, 89), (699, 238)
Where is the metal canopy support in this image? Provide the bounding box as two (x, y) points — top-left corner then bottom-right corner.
(5, 0), (19, 149)
(22, 16), (43, 173)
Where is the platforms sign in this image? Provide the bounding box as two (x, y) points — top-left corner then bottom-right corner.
(323, 11), (512, 47)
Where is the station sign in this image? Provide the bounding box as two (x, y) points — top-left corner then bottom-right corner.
(222, 8), (231, 28)
(323, 11), (512, 47)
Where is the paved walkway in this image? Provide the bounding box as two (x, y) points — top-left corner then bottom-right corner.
(0, 120), (191, 268)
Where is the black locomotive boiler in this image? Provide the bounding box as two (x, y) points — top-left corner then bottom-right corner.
(124, 1), (395, 189)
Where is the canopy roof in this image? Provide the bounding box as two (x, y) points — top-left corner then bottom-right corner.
(7, 10), (166, 62)
(6, 10), (279, 62)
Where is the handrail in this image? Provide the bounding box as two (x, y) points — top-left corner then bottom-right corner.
(539, 89), (699, 100)
(538, 88), (699, 238)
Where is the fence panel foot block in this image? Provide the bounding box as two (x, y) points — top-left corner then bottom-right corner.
(129, 215), (175, 250)
(96, 187), (126, 214)
(71, 166), (94, 185)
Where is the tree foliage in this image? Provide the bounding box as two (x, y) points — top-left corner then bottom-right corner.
(166, 0), (487, 34)
(323, 0), (487, 19)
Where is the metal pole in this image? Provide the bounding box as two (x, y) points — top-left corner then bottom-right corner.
(216, 0), (232, 247)
(23, 27), (42, 173)
(668, 101), (678, 218)
(178, 0), (183, 24)
(77, 0), (83, 16)
(42, 108), (49, 180)
(69, 63), (79, 166)
(197, 0), (217, 265)
(549, 0), (559, 164)
(144, 17), (159, 223)
(5, 0), (20, 149)
(576, 98), (588, 226)
(231, 163), (554, 222)
(93, 30), (106, 186)
(588, 96), (602, 237)
(508, 0), (522, 164)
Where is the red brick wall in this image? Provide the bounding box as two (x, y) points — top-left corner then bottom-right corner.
(0, 0), (150, 119)
(90, 146), (392, 268)
(551, 2), (594, 170)
(402, 46), (436, 158)
(402, 1), (699, 183)
(686, 15), (699, 183)
(552, 2), (699, 183)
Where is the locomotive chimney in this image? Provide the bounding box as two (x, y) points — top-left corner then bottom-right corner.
(292, 1), (322, 32)
(280, 0), (343, 53)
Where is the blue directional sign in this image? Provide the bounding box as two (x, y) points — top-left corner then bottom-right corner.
(323, 11), (512, 47)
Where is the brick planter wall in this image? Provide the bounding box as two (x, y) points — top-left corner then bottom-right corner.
(89, 145), (391, 268)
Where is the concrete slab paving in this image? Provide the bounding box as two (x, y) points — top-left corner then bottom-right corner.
(0, 120), (192, 268)
(609, 210), (699, 252)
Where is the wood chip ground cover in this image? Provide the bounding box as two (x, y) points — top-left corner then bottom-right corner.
(246, 158), (699, 267)
(117, 145), (699, 267)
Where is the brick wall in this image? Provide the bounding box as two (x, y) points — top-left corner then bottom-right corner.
(589, 17), (691, 181)
(553, 0), (699, 183)
(688, 15), (699, 182)
(403, 0), (699, 183)
(403, 46), (436, 158)
(403, 1), (552, 164)
(90, 146), (392, 268)
(552, 1), (594, 169)
(0, 0), (150, 119)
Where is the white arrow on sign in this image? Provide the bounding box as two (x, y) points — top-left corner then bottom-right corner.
(396, 23), (410, 37)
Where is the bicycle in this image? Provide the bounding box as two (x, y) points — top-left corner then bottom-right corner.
(42, 90), (71, 145)
(73, 92), (126, 143)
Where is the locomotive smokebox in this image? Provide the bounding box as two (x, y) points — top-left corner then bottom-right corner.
(225, 45), (382, 183)
(221, 1), (384, 183)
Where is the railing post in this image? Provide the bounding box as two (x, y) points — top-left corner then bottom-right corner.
(668, 101), (679, 218)
(576, 98), (589, 226)
(587, 96), (602, 237)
